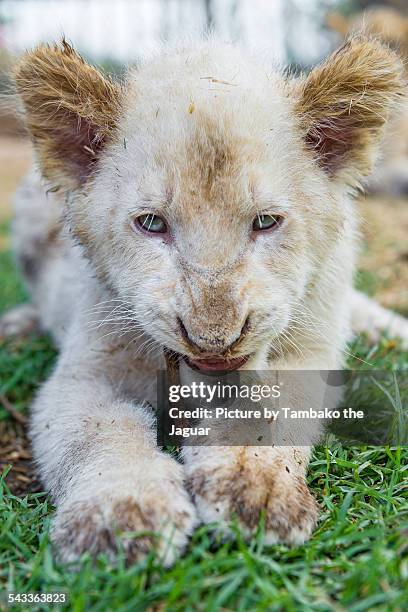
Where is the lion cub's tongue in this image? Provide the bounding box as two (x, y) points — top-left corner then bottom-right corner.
(187, 355), (248, 373)
(163, 349), (248, 375)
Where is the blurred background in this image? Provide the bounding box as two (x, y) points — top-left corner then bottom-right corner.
(0, 0), (407, 313)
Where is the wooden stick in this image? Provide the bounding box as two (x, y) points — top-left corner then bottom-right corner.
(0, 393), (28, 425)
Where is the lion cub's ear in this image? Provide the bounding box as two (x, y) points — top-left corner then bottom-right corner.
(13, 40), (123, 190)
(296, 37), (405, 185)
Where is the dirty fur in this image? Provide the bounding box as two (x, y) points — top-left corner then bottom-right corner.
(13, 40), (123, 189)
(2, 37), (408, 563)
(297, 36), (405, 180)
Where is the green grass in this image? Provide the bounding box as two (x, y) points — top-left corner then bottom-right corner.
(0, 241), (407, 611)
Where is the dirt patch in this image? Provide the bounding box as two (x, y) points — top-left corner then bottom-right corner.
(0, 136), (32, 215)
(0, 419), (41, 496)
(0, 135), (32, 248)
(359, 195), (408, 311)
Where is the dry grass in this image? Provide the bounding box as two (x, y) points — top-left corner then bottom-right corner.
(0, 420), (41, 496)
(0, 134), (31, 247)
(359, 195), (408, 311)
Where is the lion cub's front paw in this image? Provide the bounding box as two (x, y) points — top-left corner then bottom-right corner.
(185, 448), (318, 545)
(52, 481), (197, 566)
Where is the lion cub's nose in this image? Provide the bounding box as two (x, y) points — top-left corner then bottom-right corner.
(177, 316), (250, 354)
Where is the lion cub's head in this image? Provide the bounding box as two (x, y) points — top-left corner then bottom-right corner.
(14, 38), (403, 370)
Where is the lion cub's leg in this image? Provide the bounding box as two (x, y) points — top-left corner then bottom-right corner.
(0, 303), (40, 340)
(31, 365), (197, 565)
(351, 289), (408, 348)
(182, 365), (330, 542)
(1, 169), (63, 340)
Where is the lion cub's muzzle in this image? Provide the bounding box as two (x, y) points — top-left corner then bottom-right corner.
(176, 316), (251, 372)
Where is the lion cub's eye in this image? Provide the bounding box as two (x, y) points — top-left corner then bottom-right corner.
(252, 214), (283, 232)
(136, 213), (167, 234)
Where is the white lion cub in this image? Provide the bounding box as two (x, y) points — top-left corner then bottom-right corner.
(2, 37), (408, 564)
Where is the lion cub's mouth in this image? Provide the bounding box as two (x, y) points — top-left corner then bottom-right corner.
(185, 354), (250, 373)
